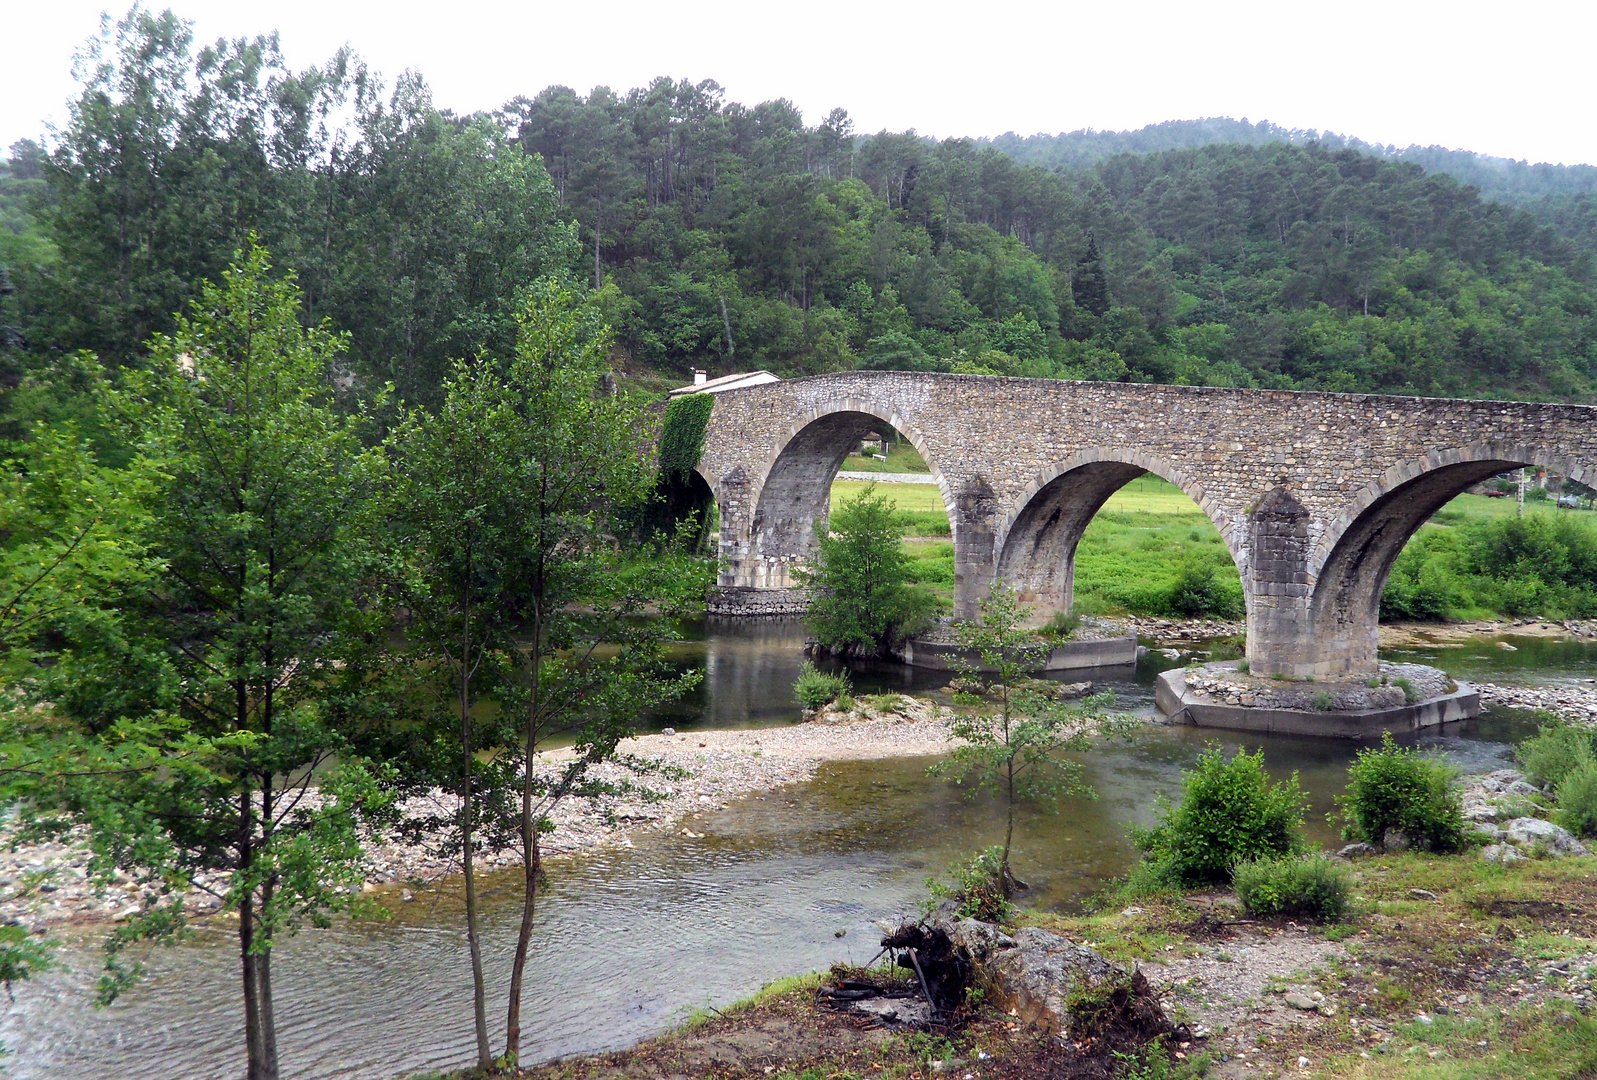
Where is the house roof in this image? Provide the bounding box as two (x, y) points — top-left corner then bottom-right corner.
(668, 370), (781, 396)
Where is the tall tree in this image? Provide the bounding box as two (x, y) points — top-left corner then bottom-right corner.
(1071, 235), (1110, 316)
(489, 282), (712, 1063)
(385, 352), (524, 1069)
(67, 242), (391, 1080)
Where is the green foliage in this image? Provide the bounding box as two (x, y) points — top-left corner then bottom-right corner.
(1232, 855), (1352, 922)
(13, 9), (575, 409)
(1167, 563), (1243, 618)
(1382, 509), (1597, 622)
(657, 393), (716, 481)
(1067, 490), (1243, 618)
(1553, 762), (1597, 838)
(1040, 609), (1081, 641)
(1518, 723), (1597, 789)
(386, 281), (712, 1064)
(26, 243), (399, 1079)
(793, 661), (851, 710)
(923, 846), (1014, 923)
(0, 924), (56, 994)
(1337, 733), (1466, 852)
(799, 485), (936, 653)
(9, 23), (1597, 436)
(1129, 745), (1307, 887)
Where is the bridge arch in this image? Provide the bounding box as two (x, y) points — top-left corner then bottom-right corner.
(732, 398), (956, 590)
(992, 448), (1245, 625)
(1300, 442), (1597, 674)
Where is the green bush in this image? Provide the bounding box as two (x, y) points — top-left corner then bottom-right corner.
(799, 486), (937, 653)
(924, 846), (1013, 923)
(1129, 745), (1306, 886)
(1167, 563), (1244, 618)
(793, 661), (851, 710)
(1040, 609), (1080, 641)
(1232, 854), (1352, 922)
(1337, 733), (1466, 852)
(1380, 512), (1597, 622)
(1554, 762), (1597, 838)
(1517, 722), (1596, 789)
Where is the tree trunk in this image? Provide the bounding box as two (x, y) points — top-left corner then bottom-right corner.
(461, 619), (492, 1069)
(504, 613), (544, 1063)
(503, 826), (540, 1062)
(238, 791), (279, 1080)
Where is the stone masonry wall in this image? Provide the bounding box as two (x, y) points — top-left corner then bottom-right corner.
(694, 372), (1597, 675)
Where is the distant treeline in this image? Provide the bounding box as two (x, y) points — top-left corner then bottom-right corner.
(2, 8), (1596, 427)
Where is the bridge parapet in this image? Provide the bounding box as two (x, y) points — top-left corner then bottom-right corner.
(693, 372), (1597, 678)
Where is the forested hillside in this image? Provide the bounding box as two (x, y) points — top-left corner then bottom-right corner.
(985, 118), (1597, 206)
(511, 83), (1597, 400)
(2, 9), (1596, 419)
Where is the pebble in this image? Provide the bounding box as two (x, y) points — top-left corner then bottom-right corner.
(0, 696), (975, 928)
(1476, 683), (1597, 724)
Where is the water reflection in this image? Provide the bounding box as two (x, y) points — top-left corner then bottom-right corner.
(0, 620), (1551, 1080)
(1385, 631), (1597, 688)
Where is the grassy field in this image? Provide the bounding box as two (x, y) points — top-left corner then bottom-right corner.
(831, 474), (1241, 615)
(839, 441), (932, 474)
(828, 474), (1597, 620)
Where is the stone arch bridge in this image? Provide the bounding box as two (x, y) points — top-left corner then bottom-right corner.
(693, 371), (1597, 679)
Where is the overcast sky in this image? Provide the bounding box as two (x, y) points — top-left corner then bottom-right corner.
(5, 0), (1594, 166)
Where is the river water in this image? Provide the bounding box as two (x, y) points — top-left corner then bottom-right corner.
(1, 620), (1583, 1080)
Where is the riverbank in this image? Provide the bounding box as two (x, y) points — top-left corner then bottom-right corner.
(420, 847), (1597, 1080)
(0, 694), (967, 930)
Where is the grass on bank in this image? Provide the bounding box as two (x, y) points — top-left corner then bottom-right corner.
(1023, 849), (1597, 1080)
(443, 849), (1597, 1080)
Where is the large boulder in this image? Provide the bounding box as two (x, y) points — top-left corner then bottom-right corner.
(1504, 817), (1590, 857)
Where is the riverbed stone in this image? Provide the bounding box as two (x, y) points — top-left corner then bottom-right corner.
(1482, 844), (1527, 865)
(1504, 817), (1589, 856)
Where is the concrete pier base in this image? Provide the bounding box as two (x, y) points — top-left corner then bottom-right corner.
(1155, 663), (1480, 738)
(893, 632), (1140, 674)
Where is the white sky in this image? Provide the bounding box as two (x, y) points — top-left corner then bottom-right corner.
(4, 0), (1595, 166)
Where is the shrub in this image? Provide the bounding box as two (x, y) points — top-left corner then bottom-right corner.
(1555, 762), (1597, 838)
(793, 661), (850, 710)
(1233, 854), (1352, 922)
(1040, 609), (1080, 641)
(1310, 691), (1334, 711)
(1167, 563), (1243, 618)
(1337, 733), (1465, 852)
(1517, 722), (1596, 789)
(924, 846), (1013, 923)
(1129, 745), (1306, 886)
(1391, 677), (1419, 704)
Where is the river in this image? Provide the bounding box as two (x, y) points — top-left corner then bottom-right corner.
(0, 619), (1583, 1080)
